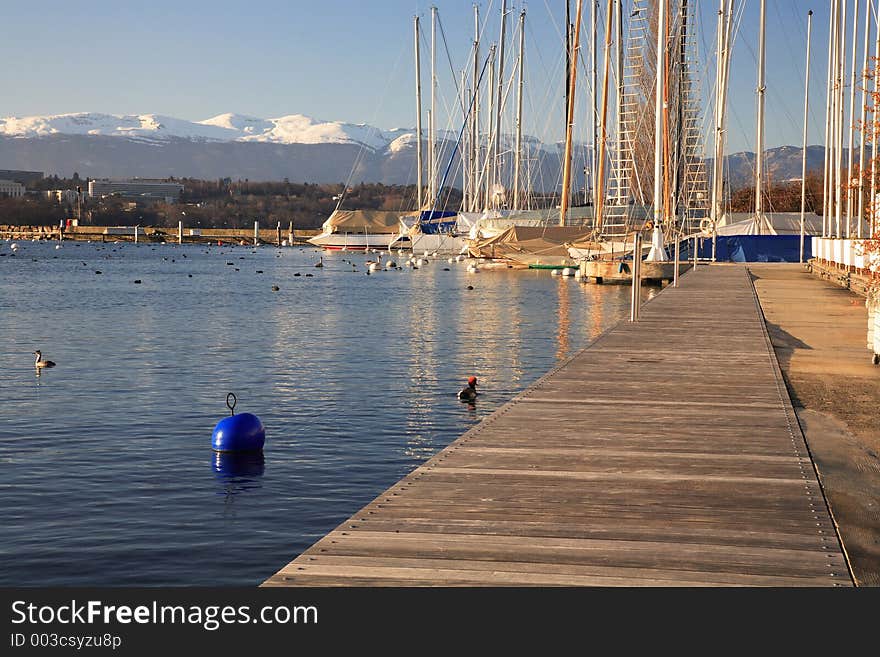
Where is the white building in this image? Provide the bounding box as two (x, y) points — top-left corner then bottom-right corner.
(0, 179), (25, 198)
(46, 189), (81, 205)
(88, 178), (183, 203)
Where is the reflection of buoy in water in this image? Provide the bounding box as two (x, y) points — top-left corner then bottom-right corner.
(213, 451), (265, 478)
(212, 393), (265, 452)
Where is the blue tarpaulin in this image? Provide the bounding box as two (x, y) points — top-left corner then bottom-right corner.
(679, 235), (811, 263)
(417, 209), (458, 234)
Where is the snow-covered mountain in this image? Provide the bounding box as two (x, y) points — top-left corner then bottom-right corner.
(0, 111), (560, 153)
(0, 111), (573, 186)
(0, 112), (415, 152)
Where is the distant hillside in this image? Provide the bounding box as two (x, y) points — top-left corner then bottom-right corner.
(713, 144), (832, 190)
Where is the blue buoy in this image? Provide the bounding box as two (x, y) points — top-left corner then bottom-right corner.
(212, 393), (265, 452)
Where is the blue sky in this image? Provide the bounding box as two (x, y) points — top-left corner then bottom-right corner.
(0, 1), (848, 153)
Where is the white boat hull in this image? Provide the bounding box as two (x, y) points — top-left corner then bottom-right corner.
(308, 231), (405, 251)
(398, 232), (469, 255)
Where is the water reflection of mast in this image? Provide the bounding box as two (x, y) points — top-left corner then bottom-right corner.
(556, 278), (570, 362)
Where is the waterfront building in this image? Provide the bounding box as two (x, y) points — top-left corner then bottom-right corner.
(0, 179), (25, 197)
(88, 178), (183, 203)
(46, 189), (81, 204)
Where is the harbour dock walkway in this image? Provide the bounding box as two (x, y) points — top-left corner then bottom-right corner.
(264, 265), (852, 586)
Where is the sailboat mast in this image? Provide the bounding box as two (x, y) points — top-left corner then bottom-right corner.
(800, 10), (813, 263)
(846, 0), (860, 238)
(871, 0), (880, 237)
(613, 0), (622, 212)
(711, 3), (724, 237)
(594, 0), (614, 234)
(471, 4), (480, 213)
(565, 1), (572, 135)
(429, 5), (437, 207)
(513, 9), (526, 210)
(414, 15), (424, 209)
(495, 0), (508, 195)
(462, 69), (469, 210)
(754, 0), (766, 232)
(823, 1), (836, 236)
(560, 0), (584, 227)
(485, 44), (496, 209)
(836, 0), (846, 238)
(591, 1), (599, 212)
(653, 0), (667, 232)
(857, 0), (871, 238)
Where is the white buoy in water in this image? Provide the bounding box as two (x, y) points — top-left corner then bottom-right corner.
(398, 249), (405, 256)
(55, 244), (61, 249)
(368, 263), (379, 273)
(405, 260), (414, 268)
(466, 264), (478, 273)
(423, 250), (429, 257)
(282, 240), (288, 247)
(417, 258), (427, 266)
(551, 269), (560, 276)
(385, 260), (396, 269)
(561, 267), (574, 277)
(447, 258), (454, 264)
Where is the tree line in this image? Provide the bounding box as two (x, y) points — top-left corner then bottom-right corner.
(0, 171), (831, 228)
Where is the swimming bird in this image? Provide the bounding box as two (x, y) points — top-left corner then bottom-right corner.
(458, 376), (478, 402)
(33, 350), (56, 368)
(315, 257), (324, 268)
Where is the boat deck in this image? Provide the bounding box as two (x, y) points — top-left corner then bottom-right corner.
(264, 265), (852, 586)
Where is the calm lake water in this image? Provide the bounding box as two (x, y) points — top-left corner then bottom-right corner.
(0, 238), (638, 585)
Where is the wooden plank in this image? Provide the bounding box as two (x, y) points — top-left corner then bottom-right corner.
(263, 266), (853, 587)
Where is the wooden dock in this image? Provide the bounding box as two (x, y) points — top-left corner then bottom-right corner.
(264, 265), (853, 586)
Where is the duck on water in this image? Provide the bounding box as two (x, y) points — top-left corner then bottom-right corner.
(458, 376), (478, 402)
(33, 350), (56, 368)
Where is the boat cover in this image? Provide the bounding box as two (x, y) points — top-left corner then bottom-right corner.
(714, 212), (823, 236)
(321, 210), (403, 234)
(467, 225), (595, 261)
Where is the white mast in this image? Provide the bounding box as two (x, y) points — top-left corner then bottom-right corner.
(872, 0), (880, 236)
(858, 0), (871, 238)
(754, 0), (766, 233)
(836, 0), (846, 238)
(591, 1), (599, 211)
(800, 10), (813, 263)
(485, 44), (496, 209)
(429, 5), (437, 207)
(513, 9), (526, 210)
(823, 1), (836, 235)
(711, 2), (730, 247)
(846, 0), (860, 237)
(560, 0), (584, 227)
(461, 69), (469, 210)
(653, 0), (667, 232)
(494, 0), (508, 195)
(414, 15), (424, 209)
(471, 4), (480, 212)
(613, 0), (622, 212)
